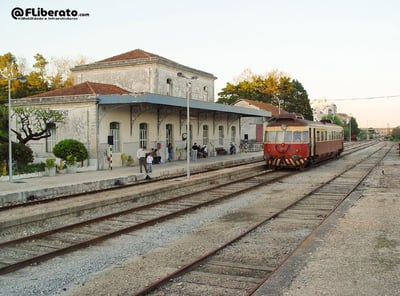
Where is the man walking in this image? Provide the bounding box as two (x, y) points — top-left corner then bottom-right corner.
(136, 146), (148, 173)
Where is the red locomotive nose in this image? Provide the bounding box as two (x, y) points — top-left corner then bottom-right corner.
(275, 143), (290, 153)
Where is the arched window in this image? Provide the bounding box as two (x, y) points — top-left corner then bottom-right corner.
(166, 78), (173, 96)
(202, 125), (209, 145)
(139, 123), (148, 148)
(203, 86), (209, 101)
(230, 126), (236, 143)
(218, 125), (224, 145)
(166, 124), (173, 146)
(110, 122), (120, 152)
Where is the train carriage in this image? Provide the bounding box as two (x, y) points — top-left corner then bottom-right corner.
(264, 113), (344, 169)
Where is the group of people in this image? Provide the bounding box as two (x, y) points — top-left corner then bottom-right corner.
(191, 143), (208, 160)
(137, 144), (174, 174)
(137, 141), (234, 175)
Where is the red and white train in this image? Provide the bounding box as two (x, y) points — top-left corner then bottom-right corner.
(264, 113), (344, 169)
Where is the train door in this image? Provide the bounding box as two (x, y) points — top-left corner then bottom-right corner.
(309, 127), (316, 157)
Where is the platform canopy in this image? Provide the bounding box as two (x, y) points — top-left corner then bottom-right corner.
(98, 93), (271, 118)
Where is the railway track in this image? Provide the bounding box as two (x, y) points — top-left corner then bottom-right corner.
(0, 157), (264, 211)
(0, 141), (381, 276)
(0, 167), (292, 275)
(132, 142), (391, 295)
(0, 141), (371, 213)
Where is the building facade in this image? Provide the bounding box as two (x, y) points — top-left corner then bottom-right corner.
(14, 49), (270, 170)
(71, 49), (216, 102)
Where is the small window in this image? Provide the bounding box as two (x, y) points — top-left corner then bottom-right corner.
(139, 123), (148, 148)
(110, 122), (120, 152)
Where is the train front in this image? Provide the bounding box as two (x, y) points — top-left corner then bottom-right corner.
(263, 122), (309, 169)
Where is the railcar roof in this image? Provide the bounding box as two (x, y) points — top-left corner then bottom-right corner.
(267, 113), (342, 129)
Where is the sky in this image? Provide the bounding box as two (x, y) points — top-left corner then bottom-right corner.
(1, 0), (399, 128)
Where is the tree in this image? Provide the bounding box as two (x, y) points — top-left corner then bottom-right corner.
(391, 126), (400, 140)
(0, 105), (8, 143)
(0, 52), (27, 103)
(12, 107), (66, 144)
(0, 142), (34, 172)
(291, 80), (313, 120)
(48, 57), (81, 89)
(217, 70), (313, 119)
(25, 53), (50, 96)
(322, 114), (343, 126)
(343, 117), (360, 140)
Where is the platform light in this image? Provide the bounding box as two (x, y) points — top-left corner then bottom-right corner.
(177, 72), (197, 178)
(0, 74), (26, 182)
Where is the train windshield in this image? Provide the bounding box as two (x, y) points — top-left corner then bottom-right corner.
(265, 131), (309, 143)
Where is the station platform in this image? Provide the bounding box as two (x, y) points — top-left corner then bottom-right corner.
(0, 151), (264, 206)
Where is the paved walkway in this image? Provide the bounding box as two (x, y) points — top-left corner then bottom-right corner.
(0, 152), (263, 205)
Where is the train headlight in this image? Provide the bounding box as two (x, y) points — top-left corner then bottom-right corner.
(291, 154), (299, 161)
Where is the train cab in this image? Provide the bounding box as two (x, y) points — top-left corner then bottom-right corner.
(264, 113), (344, 169)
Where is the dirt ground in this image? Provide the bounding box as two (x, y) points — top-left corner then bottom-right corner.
(255, 146), (400, 296)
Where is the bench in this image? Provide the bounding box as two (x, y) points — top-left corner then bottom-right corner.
(215, 147), (227, 155)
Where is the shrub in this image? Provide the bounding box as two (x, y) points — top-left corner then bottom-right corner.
(53, 139), (88, 162)
(0, 142), (34, 170)
(0, 142), (35, 174)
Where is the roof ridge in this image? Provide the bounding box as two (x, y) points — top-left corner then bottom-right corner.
(97, 48), (162, 63)
(86, 81), (96, 94)
(25, 81), (130, 98)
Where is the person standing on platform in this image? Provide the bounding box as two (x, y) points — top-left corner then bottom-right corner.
(136, 146), (148, 173)
(167, 143), (173, 162)
(146, 153), (153, 173)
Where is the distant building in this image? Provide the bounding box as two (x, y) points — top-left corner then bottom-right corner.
(233, 99), (285, 144)
(311, 98), (337, 121)
(71, 49), (217, 102)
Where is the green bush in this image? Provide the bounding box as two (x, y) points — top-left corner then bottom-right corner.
(0, 142), (35, 174)
(52, 139), (88, 162)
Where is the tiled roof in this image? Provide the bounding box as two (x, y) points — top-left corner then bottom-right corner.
(98, 49), (161, 63)
(27, 81), (130, 98)
(235, 99), (288, 116)
(71, 48), (217, 79)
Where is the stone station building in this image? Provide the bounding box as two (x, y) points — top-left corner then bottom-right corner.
(13, 49), (270, 169)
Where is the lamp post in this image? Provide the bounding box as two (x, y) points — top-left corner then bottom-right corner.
(0, 74), (26, 182)
(273, 95), (283, 114)
(177, 72), (197, 178)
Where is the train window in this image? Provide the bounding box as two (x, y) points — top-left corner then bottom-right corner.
(265, 131), (275, 142)
(316, 131), (321, 142)
(284, 131), (292, 142)
(302, 131), (309, 143)
(293, 131), (301, 142)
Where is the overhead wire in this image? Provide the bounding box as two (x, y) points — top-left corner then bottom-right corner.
(332, 94), (400, 101)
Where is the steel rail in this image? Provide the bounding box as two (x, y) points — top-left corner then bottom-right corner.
(0, 157), (263, 211)
(132, 143), (390, 295)
(0, 168), (290, 275)
(0, 141), (382, 276)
